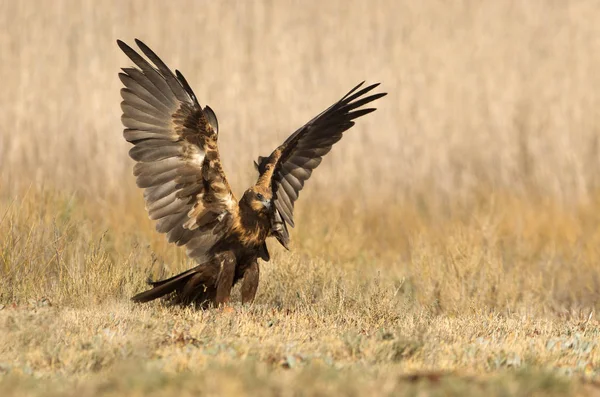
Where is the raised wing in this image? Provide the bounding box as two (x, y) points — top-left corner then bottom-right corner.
(118, 39), (237, 263)
(257, 82), (386, 248)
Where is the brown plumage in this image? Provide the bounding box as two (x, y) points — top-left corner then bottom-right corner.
(118, 39), (387, 308)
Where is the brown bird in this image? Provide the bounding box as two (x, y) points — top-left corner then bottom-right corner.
(117, 39), (386, 308)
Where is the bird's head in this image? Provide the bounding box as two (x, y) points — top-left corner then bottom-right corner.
(242, 186), (272, 213)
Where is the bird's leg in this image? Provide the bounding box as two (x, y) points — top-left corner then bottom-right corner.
(215, 252), (236, 311)
(241, 259), (260, 304)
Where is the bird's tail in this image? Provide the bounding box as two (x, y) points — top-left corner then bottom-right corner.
(131, 268), (197, 303)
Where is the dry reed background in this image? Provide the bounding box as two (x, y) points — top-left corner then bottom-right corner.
(3, 0), (600, 395)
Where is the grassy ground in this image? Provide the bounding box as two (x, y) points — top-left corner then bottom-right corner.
(0, 302), (594, 396)
(3, 0), (600, 395)
(3, 189), (600, 395)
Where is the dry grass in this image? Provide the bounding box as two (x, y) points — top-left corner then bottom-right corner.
(3, 0), (600, 395)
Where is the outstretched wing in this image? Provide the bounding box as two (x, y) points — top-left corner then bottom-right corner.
(118, 39), (237, 264)
(256, 82), (386, 248)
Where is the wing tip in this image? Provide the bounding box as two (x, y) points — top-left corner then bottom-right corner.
(175, 69), (200, 106)
(117, 39), (132, 57)
(358, 82), (383, 95)
(343, 81), (366, 99)
(134, 38), (158, 61)
(370, 92), (388, 101)
(134, 38), (148, 49)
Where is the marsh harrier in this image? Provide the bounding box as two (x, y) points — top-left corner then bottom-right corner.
(118, 39), (386, 307)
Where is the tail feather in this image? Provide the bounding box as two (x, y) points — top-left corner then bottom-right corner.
(147, 268), (196, 288)
(131, 269), (196, 303)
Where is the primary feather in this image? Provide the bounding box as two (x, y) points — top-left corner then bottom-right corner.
(118, 39), (386, 307)
(118, 39), (237, 261)
(256, 81), (387, 246)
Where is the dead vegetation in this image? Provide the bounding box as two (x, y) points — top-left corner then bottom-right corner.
(2, 0), (600, 395)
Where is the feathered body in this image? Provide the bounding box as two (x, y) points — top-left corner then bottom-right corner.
(117, 39), (386, 308)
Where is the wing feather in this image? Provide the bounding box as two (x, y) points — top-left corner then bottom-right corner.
(120, 89), (167, 117)
(118, 39), (237, 263)
(156, 211), (188, 234)
(258, 82), (386, 246)
(119, 41), (176, 100)
(280, 175), (301, 198)
(118, 73), (172, 113)
(124, 129), (179, 143)
(129, 144), (182, 163)
(121, 68), (175, 108)
(274, 199), (294, 226)
(146, 190), (179, 211)
(136, 168), (180, 188)
(282, 163), (312, 180)
(144, 181), (178, 203)
(134, 39), (190, 103)
(133, 158), (181, 177)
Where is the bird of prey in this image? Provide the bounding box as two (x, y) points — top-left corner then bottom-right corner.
(117, 39), (386, 308)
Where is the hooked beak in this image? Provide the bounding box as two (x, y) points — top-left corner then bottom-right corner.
(261, 199), (271, 209)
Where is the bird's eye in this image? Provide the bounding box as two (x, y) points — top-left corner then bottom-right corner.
(256, 193), (264, 201)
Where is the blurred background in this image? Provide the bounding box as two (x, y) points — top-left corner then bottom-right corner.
(3, 0), (600, 204)
(3, 0), (600, 314)
(4, 5), (600, 386)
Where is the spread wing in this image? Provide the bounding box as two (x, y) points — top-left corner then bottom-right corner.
(118, 39), (237, 264)
(257, 82), (386, 248)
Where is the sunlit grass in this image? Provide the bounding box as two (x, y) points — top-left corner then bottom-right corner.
(3, 0), (600, 394)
